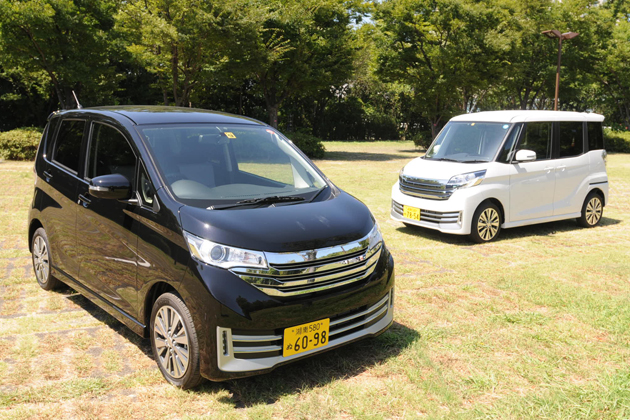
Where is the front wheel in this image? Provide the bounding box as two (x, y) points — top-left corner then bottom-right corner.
(150, 292), (203, 389)
(577, 192), (604, 228)
(469, 202), (501, 243)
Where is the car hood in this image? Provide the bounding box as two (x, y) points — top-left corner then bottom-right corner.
(402, 157), (488, 182)
(178, 192), (375, 253)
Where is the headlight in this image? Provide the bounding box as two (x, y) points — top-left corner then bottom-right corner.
(183, 231), (268, 269)
(447, 170), (486, 189)
(368, 222), (383, 250)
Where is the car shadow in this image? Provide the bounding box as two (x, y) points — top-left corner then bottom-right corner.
(64, 292), (154, 357)
(397, 216), (623, 244)
(60, 292), (420, 404)
(322, 151), (412, 162)
(199, 322), (420, 407)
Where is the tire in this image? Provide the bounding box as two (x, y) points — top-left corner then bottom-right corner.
(150, 292), (203, 389)
(469, 202), (502, 243)
(577, 192), (604, 228)
(31, 227), (62, 290)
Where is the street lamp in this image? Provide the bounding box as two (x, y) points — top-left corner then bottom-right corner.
(542, 30), (579, 111)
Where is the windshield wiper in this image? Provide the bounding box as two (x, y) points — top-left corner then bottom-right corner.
(431, 158), (461, 162)
(208, 195), (305, 210)
(462, 160), (489, 163)
(237, 195), (305, 205)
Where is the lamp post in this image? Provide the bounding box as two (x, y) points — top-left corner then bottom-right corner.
(542, 30), (579, 111)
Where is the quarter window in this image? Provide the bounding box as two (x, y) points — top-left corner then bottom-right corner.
(587, 122), (604, 150)
(497, 123), (522, 163)
(53, 120), (85, 172)
(558, 122), (583, 158)
(519, 122), (552, 161)
(87, 123), (136, 185)
(139, 164), (155, 206)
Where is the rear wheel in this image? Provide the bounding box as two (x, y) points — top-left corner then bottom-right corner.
(150, 292), (203, 389)
(31, 227), (62, 290)
(469, 202), (501, 243)
(577, 192), (603, 228)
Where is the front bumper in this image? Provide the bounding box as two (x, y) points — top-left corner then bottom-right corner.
(179, 244), (395, 381)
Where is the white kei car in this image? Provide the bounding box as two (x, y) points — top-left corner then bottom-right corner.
(391, 110), (609, 242)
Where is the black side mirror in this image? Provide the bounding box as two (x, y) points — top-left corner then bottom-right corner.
(89, 174), (131, 200)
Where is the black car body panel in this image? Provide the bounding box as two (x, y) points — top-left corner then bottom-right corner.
(28, 106), (395, 382)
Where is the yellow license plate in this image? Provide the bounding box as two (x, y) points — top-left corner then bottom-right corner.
(403, 205), (421, 221)
(283, 318), (330, 357)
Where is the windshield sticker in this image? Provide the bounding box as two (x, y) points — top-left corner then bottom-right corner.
(224, 132), (237, 139)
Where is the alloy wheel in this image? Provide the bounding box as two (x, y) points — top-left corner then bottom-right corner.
(33, 236), (50, 283)
(153, 305), (190, 379)
(477, 208), (500, 241)
(585, 197), (602, 226)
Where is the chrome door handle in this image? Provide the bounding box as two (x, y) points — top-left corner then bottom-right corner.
(78, 194), (91, 208)
(42, 171), (53, 181)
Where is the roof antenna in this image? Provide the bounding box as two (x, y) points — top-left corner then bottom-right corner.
(72, 90), (83, 109)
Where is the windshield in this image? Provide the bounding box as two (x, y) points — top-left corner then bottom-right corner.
(139, 124), (327, 208)
(424, 122), (512, 163)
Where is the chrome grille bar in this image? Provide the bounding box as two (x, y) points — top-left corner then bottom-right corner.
(399, 175), (454, 200)
(231, 229), (382, 297)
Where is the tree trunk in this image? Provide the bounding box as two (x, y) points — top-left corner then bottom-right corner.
(268, 104), (279, 128)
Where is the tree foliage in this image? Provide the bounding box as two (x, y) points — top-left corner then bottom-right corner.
(1, 0), (629, 140)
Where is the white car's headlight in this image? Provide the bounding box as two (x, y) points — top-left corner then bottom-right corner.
(368, 222), (383, 250)
(183, 231), (268, 269)
(447, 170), (486, 189)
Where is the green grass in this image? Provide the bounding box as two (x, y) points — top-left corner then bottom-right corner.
(0, 145), (629, 419)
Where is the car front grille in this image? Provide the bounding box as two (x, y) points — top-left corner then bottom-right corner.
(217, 290), (394, 370)
(399, 175), (454, 200)
(392, 200), (460, 224)
(231, 231), (382, 297)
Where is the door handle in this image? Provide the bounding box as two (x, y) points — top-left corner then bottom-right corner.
(556, 165), (567, 172)
(78, 194), (91, 208)
(544, 167), (554, 173)
(42, 171), (53, 181)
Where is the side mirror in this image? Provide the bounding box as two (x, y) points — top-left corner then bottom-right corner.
(514, 149), (536, 162)
(89, 173), (131, 200)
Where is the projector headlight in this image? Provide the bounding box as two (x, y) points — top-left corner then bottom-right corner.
(447, 170), (487, 189)
(183, 231), (268, 269)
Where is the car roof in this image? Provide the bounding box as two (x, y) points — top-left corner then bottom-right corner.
(53, 105), (267, 126)
(450, 110), (605, 123)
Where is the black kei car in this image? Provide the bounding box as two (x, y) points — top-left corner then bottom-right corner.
(28, 106), (395, 388)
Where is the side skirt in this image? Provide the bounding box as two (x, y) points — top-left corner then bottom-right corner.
(52, 267), (146, 337)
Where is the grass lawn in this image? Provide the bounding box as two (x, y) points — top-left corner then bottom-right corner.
(0, 141), (629, 419)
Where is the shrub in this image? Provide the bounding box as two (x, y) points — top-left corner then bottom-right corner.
(0, 127), (43, 161)
(411, 131), (433, 150)
(604, 129), (630, 153)
(286, 131), (326, 159)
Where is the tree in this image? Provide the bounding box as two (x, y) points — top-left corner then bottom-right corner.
(0, 0), (119, 109)
(375, 0), (513, 137)
(238, 0), (359, 127)
(116, 0), (248, 107)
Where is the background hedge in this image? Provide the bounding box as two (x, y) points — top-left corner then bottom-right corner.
(0, 127), (42, 161)
(605, 130), (630, 153)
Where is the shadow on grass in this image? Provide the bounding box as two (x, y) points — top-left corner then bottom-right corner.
(323, 151), (411, 161)
(397, 216), (622, 244)
(199, 322), (420, 407)
(65, 293), (153, 357)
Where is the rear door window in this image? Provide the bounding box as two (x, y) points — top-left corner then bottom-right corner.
(558, 122), (584, 158)
(519, 122), (552, 161)
(53, 119), (86, 173)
